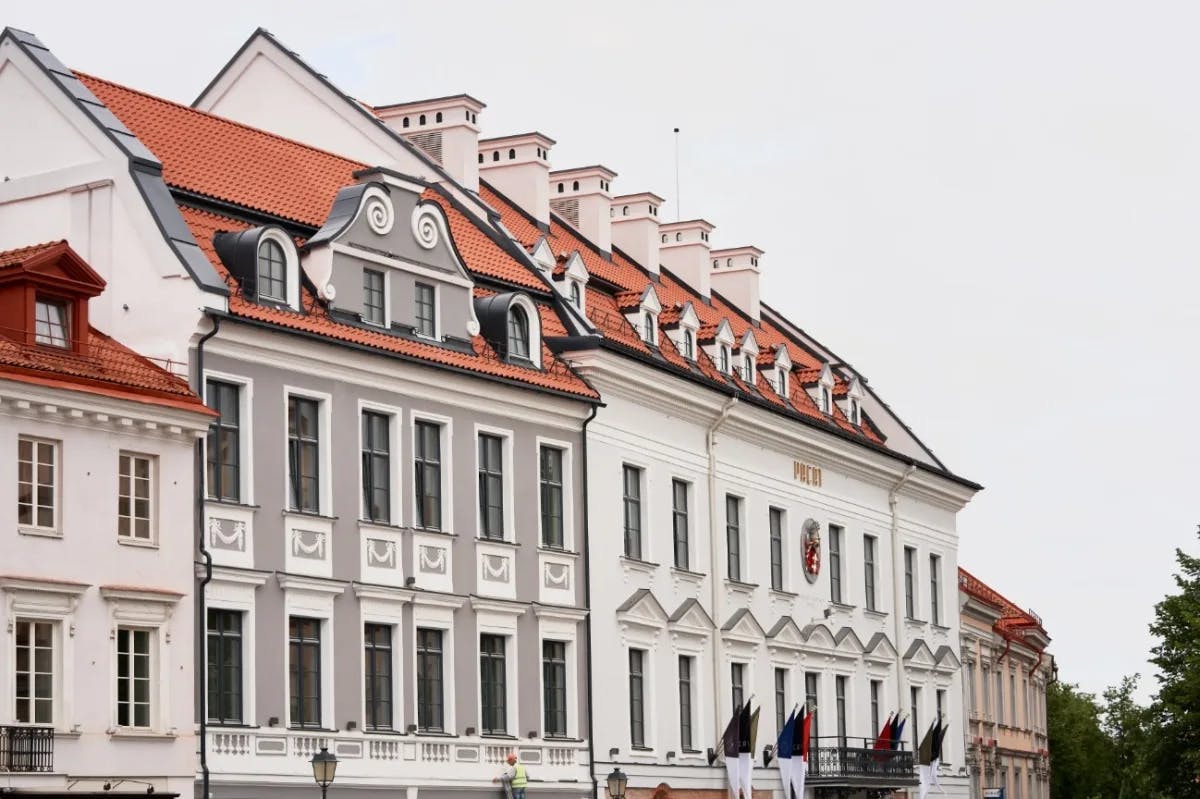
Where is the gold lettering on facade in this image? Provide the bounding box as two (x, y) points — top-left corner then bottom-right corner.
(793, 461), (823, 487)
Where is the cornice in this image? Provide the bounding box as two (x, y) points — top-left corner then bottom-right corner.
(0, 380), (210, 440)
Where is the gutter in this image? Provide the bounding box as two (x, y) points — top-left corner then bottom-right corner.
(888, 464), (917, 714)
(706, 396), (739, 751)
(194, 313), (220, 799)
(579, 404), (600, 799)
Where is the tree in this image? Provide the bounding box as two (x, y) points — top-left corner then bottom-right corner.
(1101, 675), (1162, 799)
(1149, 532), (1200, 797)
(1047, 681), (1114, 799)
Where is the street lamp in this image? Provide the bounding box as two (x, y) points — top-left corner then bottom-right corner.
(606, 768), (628, 799)
(310, 746), (338, 799)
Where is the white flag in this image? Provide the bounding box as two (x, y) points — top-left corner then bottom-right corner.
(738, 751), (752, 799)
(917, 763), (931, 799)
(788, 756), (806, 799)
(777, 756), (793, 799)
(725, 754), (741, 799)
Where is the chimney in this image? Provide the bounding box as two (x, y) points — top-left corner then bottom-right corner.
(375, 95), (486, 192)
(659, 219), (715, 297)
(610, 192), (665, 275)
(479, 133), (556, 228)
(549, 166), (618, 256)
(710, 246), (764, 322)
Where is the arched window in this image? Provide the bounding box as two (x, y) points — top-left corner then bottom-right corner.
(849, 399), (860, 425)
(493, 151), (500, 162)
(727, 258), (732, 267)
(509, 148), (516, 160)
(570, 282), (581, 308)
(558, 183), (565, 193)
(257, 238), (287, 301)
(743, 355), (754, 381)
(719, 345), (730, 373)
(684, 330), (695, 360)
(778, 371), (788, 395)
(402, 117), (410, 128)
(435, 111), (443, 123)
(713, 259), (719, 269)
(675, 233), (682, 242)
(419, 114), (426, 125)
(643, 312), (655, 344)
(661, 234), (667, 243)
(572, 180), (580, 191)
(508, 306), (531, 359)
(478, 153), (484, 163)
(466, 110), (471, 120)
(821, 387), (832, 413)
(622, 206), (629, 216)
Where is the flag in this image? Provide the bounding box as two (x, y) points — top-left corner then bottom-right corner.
(872, 712), (893, 761)
(893, 715), (907, 751)
(721, 705), (741, 798)
(799, 706), (814, 760)
(931, 719), (949, 788)
(776, 709), (795, 799)
(739, 706), (759, 799)
(790, 706), (814, 799)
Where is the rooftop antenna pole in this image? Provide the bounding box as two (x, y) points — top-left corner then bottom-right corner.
(674, 127), (681, 221)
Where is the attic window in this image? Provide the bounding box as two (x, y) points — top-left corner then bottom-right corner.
(849, 399), (860, 425)
(34, 299), (69, 348)
(493, 151), (500, 162)
(683, 330), (695, 360)
(573, 181), (580, 191)
(743, 354), (754, 382)
(570, 282), (581, 308)
(509, 148), (516, 160)
(435, 111), (443, 123)
(478, 153), (484, 163)
(508, 305), (531, 360)
(558, 183), (565, 193)
(821, 387), (832, 413)
(642, 311), (656, 345)
(419, 114), (427, 125)
(713, 259), (718, 269)
(719, 345), (730, 374)
(257, 239), (287, 302)
(403, 117), (410, 128)
(778, 370), (788, 396)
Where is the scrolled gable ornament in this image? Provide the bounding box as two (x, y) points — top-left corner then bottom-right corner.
(802, 518), (821, 583)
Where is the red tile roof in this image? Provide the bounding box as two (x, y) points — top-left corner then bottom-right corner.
(959, 567), (1048, 645)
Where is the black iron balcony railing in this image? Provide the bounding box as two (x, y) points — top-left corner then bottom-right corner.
(807, 735), (918, 786)
(0, 726), (55, 772)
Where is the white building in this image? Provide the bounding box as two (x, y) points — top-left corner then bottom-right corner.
(0, 241), (214, 798)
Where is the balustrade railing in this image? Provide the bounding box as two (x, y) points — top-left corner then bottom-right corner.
(0, 726), (54, 773)
(806, 735), (917, 783)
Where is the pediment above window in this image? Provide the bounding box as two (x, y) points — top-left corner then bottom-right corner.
(615, 588), (668, 630)
(721, 607), (766, 644)
(668, 598), (714, 637)
(701, 318), (737, 374)
(619, 284), (662, 345)
(530, 237), (555, 274)
(664, 301), (701, 360)
(552, 250), (589, 312)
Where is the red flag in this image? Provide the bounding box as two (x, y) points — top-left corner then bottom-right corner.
(800, 707), (814, 760)
(874, 712), (894, 750)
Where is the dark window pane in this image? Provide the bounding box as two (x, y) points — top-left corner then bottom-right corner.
(207, 609), (243, 724)
(414, 422), (442, 530)
(672, 480), (689, 569)
(540, 447), (564, 548)
(363, 269), (385, 325)
(288, 397), (321, 513)
(726, 495), (741, 580)
(623, 466), (642, 559)
(628, 649), (645, 747)
(361, 412), (391, 523)
(288, 617), (322, 727)
(417, 628), (444, 731)
(478, 434), (505, 539)
(364, 623), (392, 730)
(543, 641), (568, 737)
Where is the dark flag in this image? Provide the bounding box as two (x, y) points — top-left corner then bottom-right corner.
(738, 700), (753, 753)
(917, 723), (936, 766)
(893, 715), (907, 750)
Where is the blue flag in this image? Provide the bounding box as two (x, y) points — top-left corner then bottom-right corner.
(893, 716), (907, 750)
(776, 709), (796, 760)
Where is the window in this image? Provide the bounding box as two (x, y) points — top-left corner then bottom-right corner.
(403, 117), (409, 128)
(364, 624), (393, 730)
(493, 151), (500, 162)
(726, 495), (742, 580)
(543, 641), (567, 737)
(870, 679), (882, 736)
(678, 656), (694, 750)
(997, 670), (1005, 724)
(821, 386), (832, 413)
(778, 370), (788, 396)
(287, 396), (321, 513)
(419, 114), (426, 125)
(622, 465), (642, 559)
(436, 111), (443, 123)
(414, 283), (436, 338)
(1010, 672), (1017, 726)
(982, 666), (992, 719)
(829, 525), (843, 603)
(743, 354), (754, 381)
(910, 686), (920, 749)
(805, 673), (819, 740)
(904, 546), (916, 619)
(642, 311), (655, 344)
(540, 446), (565, 548)
(361, 411), (391, 524)
(863, 535), (877, 611)
(414, 421), (442, 530)
(480, 634), (507, 734)
(968, 663), (978, 718)
(572, 180), (580, 191)
(672, 479), (689, 569)
(115, 453), (155, 542)
(775, 668), (787, 732)
(288, 617), (321, 728)
(34, 299), (69, 347)
(719, 345), (730, 373)
(257, 239), (286, 301)
(116, 627), (152, 728)
(629, 649), (646, 747)
(731, 662), (745, 712)
(937, 688), (945, 722)
(769, 508), (785, 590)
(849, 399), (860, 425)
(17, 437), (57, 532)
(930, 554), (942, 625)
(363, 269), (385, 325)
(478, 434), (505, 539)
(570, 282), (581, 308)
(416, 628), (444, 732)
(14, 619), (54, 724)
(507, 306), (530, 359)
(683, 330), (695, 359)
(206, 609), (242, 724)
(205, 381), (241, 502)
(836, 676), (848, 744)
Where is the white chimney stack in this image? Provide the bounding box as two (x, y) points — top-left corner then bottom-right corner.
(610, 192), (665, 274)
(549, 166), (618, 256)
(710, 246), (764, 322)
(478, 133), (555, 227)
(375, 94), (486, 192)
(659, 219), (715, 297)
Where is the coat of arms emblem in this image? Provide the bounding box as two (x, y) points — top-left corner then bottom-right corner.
(802, 518), (821, 583)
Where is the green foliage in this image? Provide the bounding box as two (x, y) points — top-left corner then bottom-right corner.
(1047, 681), (1114, 798)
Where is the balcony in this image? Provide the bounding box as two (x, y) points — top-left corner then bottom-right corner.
(0, 726), (55, 773)
(806, 736), (918, 790)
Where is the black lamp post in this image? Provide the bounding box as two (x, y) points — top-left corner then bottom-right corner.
(606, 768), (628, 799)
(310, 746), (338, 799)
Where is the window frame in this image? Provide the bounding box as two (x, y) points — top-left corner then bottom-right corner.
(678, 654), (694, 751)
(205, 377), (248, 504)
(725, 494), (743, 581)
(257, 237), (288, 302)
(362, 268), (387, 326)
(412, 415), (450, 532)
(904, 546), (917, 619)
(14, 618), (57, 725)
(774, 667), (788, 733)
(539, 444), (566, 549)
(414, 282), (437, 339)
(622, 464), (644, 560)
(117, 451), (157, 544)
(769, 507), (785, 590)
(929, 553), (942, 625)
(17, 436), (60, 535)
(287, 616), (323, 729)
(115, 626), (154, 729)
(206, 608), (244, 725)
(672, 479), (690, 570)
(285, 391), (329, 515)
(731, 661), (745, 713)
(863, 534), (878, 611)
(835, 675), (848, 745)
(506, 305), (531, 361)
(364, 623), (394, 731)
(359, 407), (396, 525)
(829, 524), (843, 603)
(479, 633), (508, 735)
(628, 648), (647, 748)
(804, 672), (820, 740)
(542, 640), (568, 738)
(33, 297), (70, 348)
(475, 428), (513, 541)
(415, 626), (445, 732)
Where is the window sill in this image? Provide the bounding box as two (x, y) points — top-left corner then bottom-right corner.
(830, 601), (856, 612)
(117, 537), (159, 550)
(670, 566), (706, 580)
(724, 578), (759, 591)
(932, 623), (951, 632)
(769, 588), (799, 600)
(288, 726), (340, 733)
(619, 556), (660, 574)
(206, 722), (258, 729)
(905, 617), (929, 627)
(18, 526), (61, 539)
(480, 733), (518, 740)
(413, 526), (457, 539)
(538, 546), (579, 558)
(864, 608), (888, 619)
(542, 735), (583, 743)
(358, 519), (406, 532)
(477, 537), (520, 548)
(109, 729), (177, 740)
(414, 729), (457, 738)
(282, 509), (338, 521)
(206, 499), (260, 510)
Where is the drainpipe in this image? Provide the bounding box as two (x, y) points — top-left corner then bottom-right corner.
(706, 396), (738, 751)
(579, 403), (600, 799)
(195, 313), (221, 799)
(888, 465), (916, 716)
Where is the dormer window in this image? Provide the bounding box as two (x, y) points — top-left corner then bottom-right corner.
(661, 234), (667, 243)
(849, 399), (860, 425)
(257, 239), (287, 302)
(821, 387), (832, 413)
(570, 282), (581, 308)
(508, 306), (531, 360)
(34, 299), (69, 348)
(743, 354), (754, 381)
(684, 330), (695, 360)
(363, 269), (385, 325)
(778, 370), (788, 396)
(719, 345), (730, 373)
(643, 311), (656, 345)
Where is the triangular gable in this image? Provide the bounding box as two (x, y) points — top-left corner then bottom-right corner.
(864, 632), (899, 663)
(765, 616), (805, 651)
(819, 363), (835, 387)
(847, 376), (865, 400)
(721, 607), (766, 641)
(561, 250), (589, 283)
(801, 623), (837, 650)
(0, 241), (106, 294)
(639, 284), (662, 315)
(529, 238), (555, 272)
(714, 318), (735, 345)
(668, 598), (715, 636)
(774, 344), (793, 371)
(615, 588), (668, 630)
(674, 301), (700, 331)
(834, 627), (865, 656)
(738, 328), (760, 355)
(933, 645), (962, 673)
(903, 639), (937, 671)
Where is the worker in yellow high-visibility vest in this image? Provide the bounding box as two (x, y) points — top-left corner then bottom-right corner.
(494, 753), (528, 799)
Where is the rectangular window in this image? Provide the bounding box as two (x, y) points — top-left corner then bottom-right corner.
(415, 283), (436, 337)
(904, 546), (916, 619)
(997, 670), (1005, 725)
(726, 495), (742, 581)
(205, 380), (241, 502)
(478, 434), (505, 539)
(364, 624), (393, 730)
(930, 554), (941, 625)
(672, 479), (690, 569)
(863, 535), (877, 611)
(775, 668), (787, 732)
(363, 269), (385, 325)
(910, 686), (920, 749)
(968, 664), (978, 718)
(416, 628), (444, 732)
(835, 675), (848, 744)
(829, 524), (843, 602)
(540, 446), (565, 548)
(769, 508), (785, 590)
(361, 411), (391, 523)
(622, 465), (642, 559)
(870, 679), (881, 736)
(1010, 672), (1017, 726)
(678, 655), (694, 750)
(937, 688), (945, 721)
(731, 662), (745, 713)
(414, 421), (442, 530)
(206, 609), (242, 724)
(116, 627), (152, 728)
(288, 617), (321, 728)
(805, 672), (819, 741)
(480, 634), (507, 734)
(14, 619), (54, 724)
(118, 453), (155, 541)
(34, 299), (69, 347)
(543, 641), (567, 738)
(287, 396), (321, 513)
(982, 667), (992, 719)
(629, 649), (646, 747)
(17, 437), (57, 531)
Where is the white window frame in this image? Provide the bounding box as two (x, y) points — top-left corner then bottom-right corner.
(534, 606), (583, 741)
(620, 457), (651, 562)
(361, 267), (390, 328)
(204, 371), (255, 506)
(117, 451), (158, 545)
(17, 436), (60, 537)
(357, 401), (404, 526)
(474, 424), (515, 542)
(535, 436), (575, 551)
(410, 411), (454, 533)
(257, 228), (300, 310)
(279, 575), (342, 730)
(413, 281), (440, 341)
(205, 568), (268, 726)
(356, 585), (410, 734)
(411, 593), (462, 734)
(101, 587), (180, 735)
(282, 386), (333, 516)
(473, 600), (522, 737)
(2, 578), (85, 731)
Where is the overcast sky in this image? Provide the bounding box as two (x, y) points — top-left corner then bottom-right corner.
(12, 0), (1198, 700)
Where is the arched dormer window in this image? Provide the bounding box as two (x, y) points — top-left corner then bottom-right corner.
(821, 386), (832, 413)
(643, 311), (656, 345)
(661, 234), (667, 243)
(509, 148), (516, 160)
(257, 239), (287, 301)
(508, 305), (531, 360)
(623, 206), (630, 216)
(719, 345), (730, 373)
(435, 111), (443, 123)
(849, 398), (860, 425)
(675, 232), (682, 242)
(478, 153), (484, 164)
(493, 151), (500, 162)
(570, 282), (581, 308)
(419, 114), (427, 125)
(743, 354), (754, 382)
(684, 330), (695, 360)
(558, 183), (565, 193)
(402, 117), (410, 128)
(573, 180), (580, 191)
(778, 370), (788, 396)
